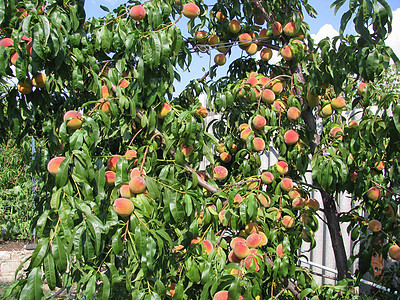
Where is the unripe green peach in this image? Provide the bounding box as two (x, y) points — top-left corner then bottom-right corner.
(113, 198), (134, 217)
(129, 176), (147, 194)
(47, 156), (66, 176)
(64, 110), (83, 129)
(213, 166), (228, 180)
(182, 2), (200, 19)
(284, 130), (299, 145)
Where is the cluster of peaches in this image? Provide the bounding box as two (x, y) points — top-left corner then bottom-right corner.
(0, 37), (46, 95)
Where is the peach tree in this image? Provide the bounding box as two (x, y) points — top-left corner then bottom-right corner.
(1, 0), (400, 299)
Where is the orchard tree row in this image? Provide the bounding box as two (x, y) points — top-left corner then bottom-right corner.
(0, 0), (399, 299)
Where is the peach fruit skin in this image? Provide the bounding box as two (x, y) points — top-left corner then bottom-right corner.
(47, 156), (66, 176)
(129, 176), (147, 194)
(113, 198), (134, 217)
(130, 5), (146, 21)
(182, 2), (200, 19)
(213, 166), (228, 180)
(63, 110), (83, 129)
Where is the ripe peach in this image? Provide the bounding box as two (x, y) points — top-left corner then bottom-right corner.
(260, 48), (272, 61)
(120, 184), (134, 198)
(125, 149), (137, 160)
(218, 209), (226, 223)
(244, 254), (260, 271)
(261, 171), (274, 184)
(287, 107), (301, 121)
(196, 106), (208, 117)
(118, 78), (129, 88)
(0, 38), (14, 48)
(238, 33), (252, 47)
(247, 181), (258, 190)
(367, 186), (381, 201)
(273, 100), (286, 112)
(183, 2), (200, 19)
(17, 80), (33, 95)
(389, 245), (400, 261)
(288, 189), (301, 200)
(246, 43), (258, 55)
(113, 198), (134, 217)
(258, 76), (270, 86)
(228, 250), (241, 263)
(213, 166), (228, 181)
(276, 243), (284, 257)
(213, 291), (244, 300)
(10, 52), (19, 65)
(276, 160), (288, 175)
(330, 126), (344, 138)
(105, 171), (116, 186)
(280, 178), (293, 191)
(348, 120), (359, 128)
(272, 21), (282, 36)
(284, 130), (299, 145)
(26, 40), (32, 56)
(107, 156), (121, 172)
(129, 176), (147, 194)
(252, 115), (266, 130)
(271, 81), (283, 95)
(196, 30), (208, 44)
(220, 152), (232, 163)
(306, 198), (320, 211)
(208, 34), (220, 46)
(246, 233), (262, 248)
(245, 222), (259, 235)
(240, 128), (253, 141)
(368, 219), (382, 232)
(281, 215), (295, 228)
(216, 142), (225, 153)
(47, 156), (66, 176)
(63, 110), (83, 129)
(238, 123), (250, 132)
(358, 82), (367, 95)
(214, 53), (226, 66)
(234, 194), (243, 204)
(281, 45), (293, 60)
(292, 197), (305, 209)
(215, 11), (226, 22)
(130, 5), (146, 20)
(259, 231), (268, 246)
(375, 161), (384, 172)
(157, 102), (171, 119)
(101, 85), (109, 98)
(228, 20), (241, 34)
(258, 193), (270, 208)
(181, 145), (194, 158)
(258, 28), (268, 40)
(252, 137), (265, 152)
(261, 89), (275, 104)
(247, 76), (258, 87)
(283, 21), (297, 36)
(230, 237), (246, 249)
(130, 168), (146, 178)
(331, 97), (346, 110)
(100, 100), (111, 114)
(300, 213), (309, 225)
(32, 73), (46, 88)
(233, 241), (250, 259)
(202, 240), (213, 255)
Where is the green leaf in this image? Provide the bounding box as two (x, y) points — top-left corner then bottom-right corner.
(29, 238), (49, 269)
(393, 104), (400, 133)
(145, 177), (161, 200)
(44, 253), (57, 290)
(52, 236), (67, 273)
(19, 267), (43, 300)
(98, 273), (111, 300)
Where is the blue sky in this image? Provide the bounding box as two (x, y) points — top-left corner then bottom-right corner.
(84, 0), (400, 95)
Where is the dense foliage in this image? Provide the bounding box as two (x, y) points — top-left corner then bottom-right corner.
(0, 0), (399, 299)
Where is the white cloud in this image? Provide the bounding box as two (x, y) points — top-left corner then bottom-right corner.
(386, 8), (400, 59)
(310, 24), (339, 43)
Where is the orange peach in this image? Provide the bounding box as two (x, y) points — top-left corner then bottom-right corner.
(389, 245), (400, 261)
(202, 240), (213, 255)
(107, 156), (121, 172)
(331, 97), (346, 110)
(240, 128), (253, 141)
(168, 283), (177, 296)
(17, 80), (32, 95)
(252, 137), (265, 152)
(287, 107), (301, 121)
(213, 291), (243, 300)
(100, 100), (111, 114)
(214, 53), (226, 66)
(252, 115), (266, 130)
(118, 78), (129, 88)
(157, 102), (171, 119)
(130, 168), (146, 179)
(228, 20), (241, 34)
(244, 254), (260, 271)
(280, 178), (293, 191)
(105, 171), (116, 186)
(196, 30), (208, 44)
(306, 198), (320, 211)
(196, 106), (208, 117)
(220, 152), (232, 163)
(216, 142), (225, 153)
(284, 130), (299, 145)
(272, 21), (282, 36)
(238, 33), (252, 47)
(247, 76), (258, 87)
(281, 215), (295, 228)
(182, 2), (200, 19)
(233, 241), (250, 259)
(258, 28), (268, 40)
(47, 156), (66, 176)
(276, 160), (288, 175)
(246, 233), (262, 248)
(281, 45), (293, 60)
(130, 5), (146, 20)
(120, 184), (134, 198)
(32, 73), (46, 88)
(375, 161), (384, 172)
(258, 193), (270, 208)
(368, 219), (382, 232)
(258, 76), (270, 86)
(283, 22), (297, 36)
(129, 176), (147, 194)
(261, 89), (275, 104)
(63, 110), (83, 129)
(238, 123), (250, 132)
(271, 81), (283, 94)
(348, 120), (359, 128)
(228, 250), (241, 263)
(213, 166), (228, 181)
(113, 198), (134, 217)
(367, 187), (381, 201)
(230, 237), (246, 249)
(260, 48), (272, 61)
(261, 171), (274, 184)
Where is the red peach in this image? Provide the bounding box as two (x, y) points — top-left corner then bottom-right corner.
(261, 171), (274, 184)
(228, 250), (241, 263)
(260, 48), (272, 61)
(113, 198), (134, 217)
(214, 53), (226, 66)
(230, 237), (246, 249)
(245, 222), (259, 235)
(183, 2), (200, 19)
(330, 126), (344, 138)
(238, 33), (253, 47)
(107, 156), (121, 172)
(130, 5), (146, 20)
(47, 156), (66, 176)
(288, 189), (301, 200)
(287, 107), (301, 121)
(130, 168), (146, 179)
(63, 110), (83, 129)
(17, 80), (33, 95)
(276, 243), (284, 257)
(306, 198), (320, 211)
(105, 171), (116, 186)
(281, 45), (293, 60)
(129, 176), (147, 194)
(213, 166), (228, 181)
(196, 30), (208, 44)
(202, 240), (213, 255)
(276, 160), (288, 175)
(284, 130), (299, 145)
(244, 254), (260, 271)
(10, 52), (19, 65)
(0, 38), (14, 48)
(216, 142), (225, 153)
(234, 194), (243, 204)
(181, 145), (194, 158)
(208, 34), (220, 46)
(280, 178), (293, 191)
(358, 82), (368, 95)
(124, 149), (137, 160)
(283, 21), (297, 36)
(258, 193), (270, 208)
(157, 102), (171, 119)
(259, 231), (268, 246)
(215, 11), (226, 22)
(292, 197), (305, 209)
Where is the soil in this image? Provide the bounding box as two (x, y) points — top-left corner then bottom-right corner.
(0, 240), (32, 251)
